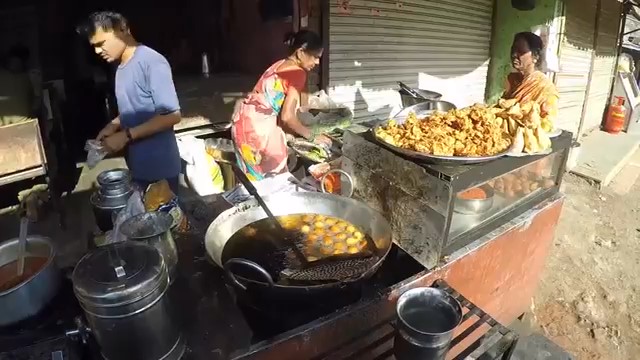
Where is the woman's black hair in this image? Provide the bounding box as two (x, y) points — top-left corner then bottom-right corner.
(76, 11), (130, 38)
(284, 30), (323, 54)
(513, 32), (545, 68)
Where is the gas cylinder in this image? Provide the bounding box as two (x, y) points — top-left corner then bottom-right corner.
(604, 96), (626, 134)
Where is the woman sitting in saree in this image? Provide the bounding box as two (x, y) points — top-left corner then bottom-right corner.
(504, 32), (559, 129)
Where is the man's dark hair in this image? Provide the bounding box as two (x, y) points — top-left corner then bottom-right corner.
(8, 44), (30, 63)
(76, 11), (129, 37)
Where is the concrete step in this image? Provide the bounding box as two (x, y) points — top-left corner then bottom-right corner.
(571, 130), (640, 188)
(510, 333), (575, 360)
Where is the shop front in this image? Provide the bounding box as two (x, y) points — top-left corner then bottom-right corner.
(325, 0), (495, 123)
(556, 0), (623, 138)
(0, 1), (602, 359)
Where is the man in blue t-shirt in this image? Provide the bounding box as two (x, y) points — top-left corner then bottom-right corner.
(77, 11), (182, 193)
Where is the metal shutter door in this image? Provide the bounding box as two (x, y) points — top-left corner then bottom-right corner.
(581, 0), (622, 134)
(328, 0), (493, 123)
(556, 0), (597, 137)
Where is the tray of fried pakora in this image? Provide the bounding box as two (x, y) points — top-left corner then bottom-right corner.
(373, 103), (513, 164)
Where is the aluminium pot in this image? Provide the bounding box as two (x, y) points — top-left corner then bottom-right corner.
(393, 287), (463, 360)
(91, 168), (134, 232)
(204, 192), (393, 299)
(0, 235), (61, 326)
(72, 242), (184, 360)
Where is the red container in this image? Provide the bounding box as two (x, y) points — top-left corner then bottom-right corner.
(604, 96), (626, 134)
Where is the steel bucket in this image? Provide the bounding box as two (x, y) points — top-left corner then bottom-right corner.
(394, 287), (463, 360)
(120, 212), (178, 283)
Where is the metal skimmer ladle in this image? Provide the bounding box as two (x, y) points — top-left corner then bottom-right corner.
(229, 164), (308, 266)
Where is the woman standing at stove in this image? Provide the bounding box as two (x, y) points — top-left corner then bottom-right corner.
(231, 30), (331, 181)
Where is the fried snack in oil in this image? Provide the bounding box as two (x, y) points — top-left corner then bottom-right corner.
(375, 104), (512, 157)
(275, 214), (372, 262)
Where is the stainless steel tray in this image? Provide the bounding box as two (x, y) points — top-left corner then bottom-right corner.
(372, 104), (510, 165)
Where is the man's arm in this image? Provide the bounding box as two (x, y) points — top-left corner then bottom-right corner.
(129, 58), (181, 141)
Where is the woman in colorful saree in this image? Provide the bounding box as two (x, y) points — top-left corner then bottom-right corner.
(504, 32), (559, 127)
(231, 30), (331, 181)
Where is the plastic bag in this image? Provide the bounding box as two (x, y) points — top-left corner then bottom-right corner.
(298, 91), (353, 130)
(222, 172), (306, 205)
(307, 90), (339, 109)
(105, 190), (145, 245)
(177, 136), (225, 196)
(85, 140), (108, 169)
(144, 180), (186, 230)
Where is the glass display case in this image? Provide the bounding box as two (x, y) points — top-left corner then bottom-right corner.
(341, 130), (571, 268)
(448, 151), (564, 244)
(417, 132), (570, 254)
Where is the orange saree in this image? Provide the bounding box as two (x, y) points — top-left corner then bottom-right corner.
(504, 71), (559, 121)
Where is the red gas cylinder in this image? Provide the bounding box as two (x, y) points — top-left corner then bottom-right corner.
(604, 96), (626, 134)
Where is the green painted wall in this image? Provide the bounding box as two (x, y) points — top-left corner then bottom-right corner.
(485, 0), (559, 104)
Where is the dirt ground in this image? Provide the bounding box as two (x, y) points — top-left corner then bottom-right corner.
(533, 173), (640, 360)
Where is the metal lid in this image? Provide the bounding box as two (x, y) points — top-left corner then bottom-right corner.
(72, 242), (168, 308)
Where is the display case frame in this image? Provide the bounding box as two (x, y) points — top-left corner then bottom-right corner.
(341, 130), (571, 268)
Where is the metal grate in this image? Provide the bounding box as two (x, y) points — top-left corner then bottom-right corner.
(312, 279), (519, 360)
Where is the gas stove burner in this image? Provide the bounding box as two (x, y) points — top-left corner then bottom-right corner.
(233, 245), (425, 343)
(1, 335), (84, 360)
(0, 278), (82, 352)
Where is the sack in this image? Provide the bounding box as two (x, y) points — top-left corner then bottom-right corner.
(177, 136), (225, 196)
(143, 180), (186, 230)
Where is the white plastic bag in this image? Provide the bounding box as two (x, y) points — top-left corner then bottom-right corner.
(222, 172), (307, 205)
(106, 190), (145, 244)
(177, 136), (225, 196)
(85, 140), (108, 169)
(307, 90), (339, 110)
(298, 91), (353, 128)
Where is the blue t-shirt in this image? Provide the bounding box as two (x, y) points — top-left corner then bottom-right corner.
(115, 45), (181, 182)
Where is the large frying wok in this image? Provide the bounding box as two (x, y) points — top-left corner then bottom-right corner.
(204, 192), (393, 298)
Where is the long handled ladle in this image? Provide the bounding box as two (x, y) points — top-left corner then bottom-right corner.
(228, 163), (308, 267)
(16, 217), (29, 277)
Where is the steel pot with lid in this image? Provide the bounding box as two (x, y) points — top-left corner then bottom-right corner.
(72, 242), (185, 360)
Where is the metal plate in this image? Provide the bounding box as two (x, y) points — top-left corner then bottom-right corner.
(547, 128), (562, 138)
(372, 105), (510, 165)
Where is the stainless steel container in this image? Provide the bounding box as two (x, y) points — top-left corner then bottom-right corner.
(72, 242), (184, 360)
(0, 236), (61, 326)
(393, 287), (462, 360)
(91, 169), (134, 232)
(453, 185), (495, 215)
(399, 89), (443, 108)
(119, 212), (178, 282)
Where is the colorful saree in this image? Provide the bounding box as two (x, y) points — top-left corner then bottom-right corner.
(231, 60), (306, 181)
